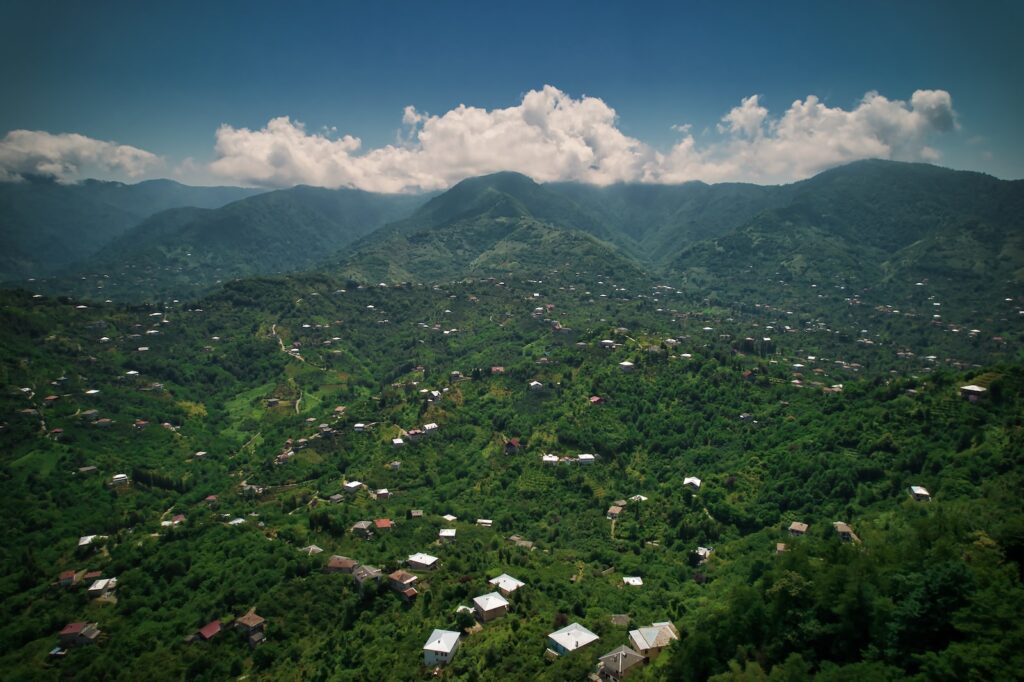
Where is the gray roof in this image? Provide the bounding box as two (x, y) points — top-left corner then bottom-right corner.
(599, 645), (645, 674)
(423, 629), (460, 654)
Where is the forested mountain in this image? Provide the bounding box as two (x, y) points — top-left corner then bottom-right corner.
(0, 177), (264, 280)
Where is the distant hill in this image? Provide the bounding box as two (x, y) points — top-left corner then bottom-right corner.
(64, 186), (428, 300)
(0, 177), (264, 279)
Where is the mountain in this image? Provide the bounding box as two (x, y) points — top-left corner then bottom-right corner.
(334, 173), (644, 283)
(0, 177), (264, 279)
(64, 185), (428, 300)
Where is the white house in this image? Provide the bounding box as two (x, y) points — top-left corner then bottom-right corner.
(111, 473), (129, 486)
(423, 629), (461, 667)
(489, 573), (525, 596)
(909, 485), (931, 502)
(472, 592), (510, 621)
(344, 480), (363, 493)
(548, 622), (600, 656)
(542, 454), (559, 465)
(87, 577), (117, 597)
(529, 380), (544, 391)
(618, 361), (635, 372)
(623, 576), (643, 587)
(578, 453), (596, 465)
(683, 476), (701, 491)
(439, 528), (457, 542)
(696, 546), (713, 563)
(408, 553), (439, 571)
(423, 422), (439, 434)
(392, 438), (405, 448)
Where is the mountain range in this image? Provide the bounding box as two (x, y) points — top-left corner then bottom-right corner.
(4, 160), (1022, 309)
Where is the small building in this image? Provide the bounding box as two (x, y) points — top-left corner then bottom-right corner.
(578, 453), (596, 465)
(326, 555), (359, 574)
(618, 361), (635, 372)
(353, 565), (382, 588)
(623, 576), (643, 587)
(58, 570), (78, 587)
(607, 505), (623, 520)
(472, 592), (510, 621)
(87, 577), (117, 597)
(375, 518), (394, 531)
(351, 520), (374, 538)
(504, 438), (523, 454)
(788, 521), (809, 536)
(528, 380), (544, 391)
(423, 422), (439, 435)
(300, 545), (324, 556)
(197, 620), (222, 641)
(328, 493), (343, 504)
(392, 438), (405, 448)
(548, 622), (600, 656)
(909, 485), (931, 502)
(423, 629), (461, 667)
(628, 622), (679, 659)
(833, 521), (860, 543)
(408, 552), (439, 571)
(960, 384), (988, 402)
(344, 480), (363, 494)
(58, 622), (101, 647)
(235, 608), (265, 636)
(439, 528), (457, 542)
(408, 509), (424, 519)
(683, 476), (701, 491)
(442, 514), (458, 523)
(597, 645), (646, 681)
(77, 465), (98, 476)
(111, 473), (129, 486)
(389, 570), (418, 593)
(488, 573), (525, 596)
(476, 518), (492, 527)
(389, 460), (401, 471)
(542, 454), (559, 465)
(695, 546), (713, 564)
(375, 488), (391, 500)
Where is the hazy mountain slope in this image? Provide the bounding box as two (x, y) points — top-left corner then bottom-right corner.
(0, 177), (264, 279)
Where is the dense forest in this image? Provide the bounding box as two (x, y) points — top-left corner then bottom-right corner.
(0, 247), (1022, 680)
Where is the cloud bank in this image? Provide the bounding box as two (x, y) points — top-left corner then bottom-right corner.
(0, 130), (161, 183)
(1, 86), (957, 190)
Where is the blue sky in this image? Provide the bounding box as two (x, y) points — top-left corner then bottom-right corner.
(1, 0), (1021, 189)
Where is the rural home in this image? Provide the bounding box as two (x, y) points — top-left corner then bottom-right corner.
(607, 505), (623, 519)
(833, 521), (860, 542)
(489, 573), (525, 596)
(628, 621), (679, 659)
(87, 577), (117, 597)
(788, 521), (809, 536)
(548, 622), (600, 656)
(683, 476), (701, 491)
(578, 453), (596, 465)
(597, 645), (646, 681)
(909, 485), (931, 501)
(623, 576), (643, 587)
(197, 620), (222, 641)
(326, 555), (358, 573)
(959, 384), (987, 402)
(439, 528), (457, 542)
(618, 361), (635, 372)
(352, 565), (382, 587)
(389, 570), (418, 592)
(408, 553), (439, 571)
(343, 480), (363, 493)
(351, 521), (374, 538)
(374, 518), (394, 531)
(472, 592), (510, 621)
(423, 629), (461, 667)
(58, 622), (101, 647)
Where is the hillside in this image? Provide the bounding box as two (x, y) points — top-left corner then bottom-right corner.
(0, 177), (264, 280)
(0, 266), (1021, 681)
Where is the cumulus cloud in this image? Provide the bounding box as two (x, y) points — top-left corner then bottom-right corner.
(0, 130), (161, 183)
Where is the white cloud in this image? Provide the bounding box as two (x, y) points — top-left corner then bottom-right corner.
(0, 130), (161, 183)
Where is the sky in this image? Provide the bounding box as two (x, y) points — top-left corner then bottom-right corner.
(0, 0), (1021, 191)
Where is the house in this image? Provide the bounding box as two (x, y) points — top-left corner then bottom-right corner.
(407, 429), (424, 441)
(542, 454), (559, 465)
(472, 592), (510, 621)
(235, 608), (265, 636)
(607, 505), (623, 520)
(590, 395), (605, 405)
(423, 422), (439, 435)
(683, 476), (701, 491)
(87, 577), (117, 597)
(389, 570), (418, 594)
(408, 552), (439, 571)
(833, 521), (860, 543)
(439, 528), (457, 542)
(344, 480), (363, 494)
(599, 339), (616, 349)
(695, 546), (713, 564)
(578, 453), (596, 465)
(960, 384), (988, 402)
(490, 366), (505, 375)
(504, 438), (523, 454)
(788, 521), (809, 536)
(82, 570), (102, 583)
(328, 493), (343, 504)
(389, 460), (401, 471)
(476, 518), (493, 527)
(351, 521), (374, 538)
(423, 629), (461, 667)
(776, 543), (788, 554)
(623, 576), (643, 587)
(488, 573), (525, 596)
(58, 570), (78, 587)
(197, 620), (221, 641)
(619, 361), (635, 372)
(408, 509), (424, 519)
(909, 485), (931, 502)
(597, 645), (646, 681)
(442, 514), (458, 523)
(392, 438), (405, 448)
(58, 622), (101, 647)
(375, 488), (391, 500)
(111, 473), (129, 486)
(78, 465), (98, 476)
(375, 518), (394, 531)
(629, 494), (648, 503)
(352, 565), (382, 587)
(353, 422), (366, 431)
(547, 622), (600, 656)
(628, 622), (679, 659)
(300, 545), (324, 556)
(528, 380), (544, 391)
(326, 555), (359, 573)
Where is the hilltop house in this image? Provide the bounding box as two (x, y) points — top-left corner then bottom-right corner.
(597, 645), (646, 681)
(235, 608), (266, 645)
(351, 521), (374, 538)
(833, 521), (860, 543)
(607, 505), (623, 520)
(683, 476), (701, 491)
(423, 629), (461, 667)
(578, 453), (596, 465)
(619, 361), (635, 372)
(542, 454), (559, 465)
(352, 565), (382, 588)
(788, 521), (809, 536)
(960, 384), (987, 402)
(326, 555), (358, 574)
(58, 622), (101, 647)
(343, 480), (363, 494)
(389, 570), (418, 601)
(87, 577), (117, 598)
(197, 620), (222, 641)
(374, 518), (394, 531)
(548, 622), (600, 656)
(628, 622), (679, 659)
(909, 485), (931, 501)
(472, 592), (510, 621)
(439, 528), (457, 542)
(408, 553), (439, 571)
(488, 573), (525, 596)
